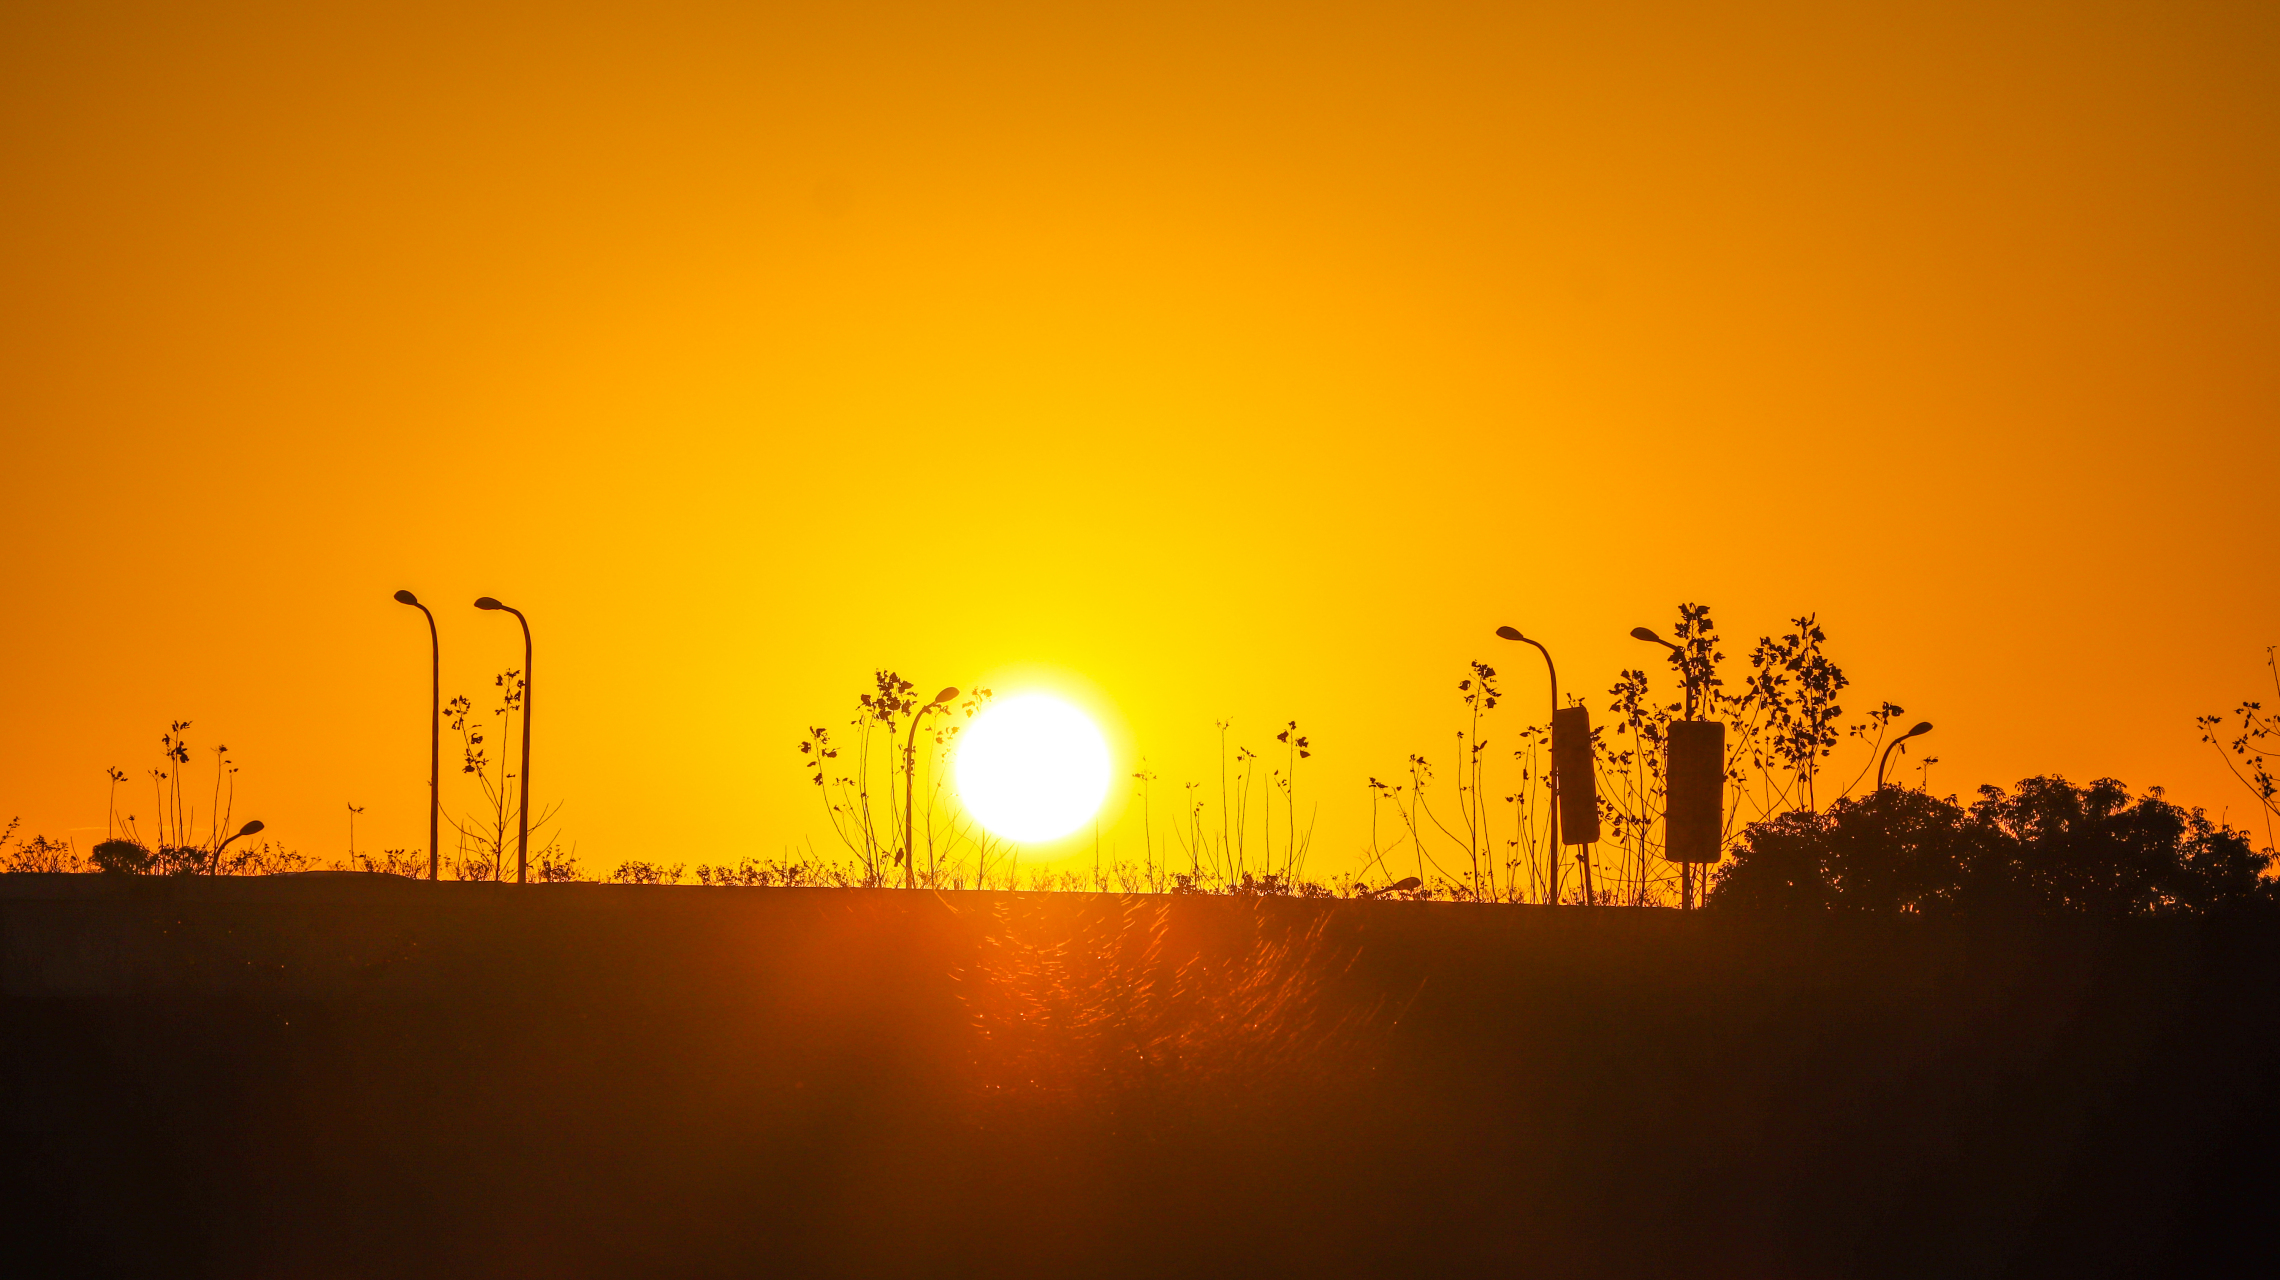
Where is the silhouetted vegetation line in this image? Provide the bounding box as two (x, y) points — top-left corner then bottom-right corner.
(12, 623), (2276, 914)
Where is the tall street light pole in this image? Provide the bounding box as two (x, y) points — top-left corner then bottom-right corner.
(903, 687), (960, 889)
(394, 590), (441, 880)
(1877, 721), (1935, 791)
(475, 596), (532, 885)
(1495, 626), (1562, 906)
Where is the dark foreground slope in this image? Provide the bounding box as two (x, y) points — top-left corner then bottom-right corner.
(3, 876), (2275, 1278)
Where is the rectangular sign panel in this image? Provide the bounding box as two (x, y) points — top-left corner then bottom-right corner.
(1552, 705), (1600, 846)
(1664, 719), (1725, 863)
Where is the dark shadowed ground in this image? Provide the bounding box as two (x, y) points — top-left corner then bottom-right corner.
(3, 876), (2275, 1278)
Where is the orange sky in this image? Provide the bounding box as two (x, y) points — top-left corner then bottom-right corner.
(3, 0), (2275, 873)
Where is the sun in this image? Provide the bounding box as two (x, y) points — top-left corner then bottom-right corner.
(954, 693), (1112, 843)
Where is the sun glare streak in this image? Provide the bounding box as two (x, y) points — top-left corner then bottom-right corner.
(954, 694), (1111, 843)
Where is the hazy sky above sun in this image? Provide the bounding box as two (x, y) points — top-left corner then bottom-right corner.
(1, 0), (2274, 871)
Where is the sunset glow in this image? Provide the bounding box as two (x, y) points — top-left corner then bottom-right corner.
(5, 4), (2277, 1271)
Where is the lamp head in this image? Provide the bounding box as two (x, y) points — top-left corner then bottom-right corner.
(474, 597), (504, 611)
(931, 687), (960, 706)
(237, 820), (264, 837)
(1630, 627), (1665, 645)
(393, 590), (420, 606)
(1495, 626), (1525, 642)
(1905, 721), (1934, 739)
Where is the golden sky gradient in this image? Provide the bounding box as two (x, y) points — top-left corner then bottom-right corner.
(3, 1), (2275, 871)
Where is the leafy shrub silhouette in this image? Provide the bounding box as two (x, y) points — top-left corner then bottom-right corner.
(88, 837), (311, 877)
(347, 847), (432, 878)
(692, 858), (854, 887)
(3, 827), (87, 873)
(1711, 776), (2269, 917)
(89, 839), (157, 875)
(607, 860), (685, 885)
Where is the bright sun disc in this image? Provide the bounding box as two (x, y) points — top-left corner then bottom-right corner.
(955, 694), (1111, 843)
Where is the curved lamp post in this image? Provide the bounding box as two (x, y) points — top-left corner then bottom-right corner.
(211, 819), (264, 874)
(1876, 721), (1935, 791)
(1495, 626), (1565, 906)
(475, 596), (533, 884)
(393, 590), (441, 880)
(903, 687), (960, 889)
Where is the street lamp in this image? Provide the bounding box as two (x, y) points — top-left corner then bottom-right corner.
(1876, 721), (1935, 791)
(475, 596), (533, 885)
(211, 819), (264, 874)
(1495, 626), (1571, 905)
(904, 687), (960, 889)
(394, 590), (441, 880)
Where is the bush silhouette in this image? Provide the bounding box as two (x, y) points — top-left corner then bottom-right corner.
(90, 840), (157, 875)
(1712, 776), (2269, 917)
